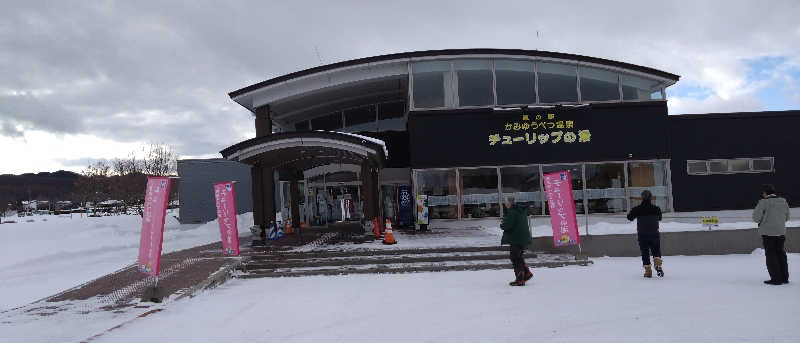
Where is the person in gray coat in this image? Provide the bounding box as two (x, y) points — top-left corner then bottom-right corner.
(752, 184), (791, 285)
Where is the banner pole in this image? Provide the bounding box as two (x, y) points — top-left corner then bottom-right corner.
(585, 212), (589, 236)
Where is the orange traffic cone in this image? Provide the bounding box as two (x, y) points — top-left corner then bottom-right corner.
(373, 218), (381, 239)
(382, 219), (397, 245)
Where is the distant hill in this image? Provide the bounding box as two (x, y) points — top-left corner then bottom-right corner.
(0, 171), (81, 209)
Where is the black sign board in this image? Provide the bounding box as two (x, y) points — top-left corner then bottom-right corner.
(408, 101), (669, 168)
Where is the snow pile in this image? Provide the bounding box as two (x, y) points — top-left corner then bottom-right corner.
(434, 207), (800, 237)
(12, 254), (793, 343)
(0, 211), (253, 311)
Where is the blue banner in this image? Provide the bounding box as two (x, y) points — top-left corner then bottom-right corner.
(397, 185), (413, 227)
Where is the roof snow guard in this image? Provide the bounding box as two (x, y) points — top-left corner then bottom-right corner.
(220, 131), (387, 171)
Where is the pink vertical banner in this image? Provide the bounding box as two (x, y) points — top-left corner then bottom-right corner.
(137, 176), (171, 276)
(213, 181), (240, 256)
(543, 171), (581, 247)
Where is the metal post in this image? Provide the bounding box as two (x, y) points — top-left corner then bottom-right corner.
(581, 164), (589, 236)
(455, 168), (462, 220)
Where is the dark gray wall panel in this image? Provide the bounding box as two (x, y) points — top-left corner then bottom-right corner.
(177, 159), (253, 224)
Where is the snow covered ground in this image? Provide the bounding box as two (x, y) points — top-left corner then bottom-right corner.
(0, 211), (252, 311)
(5, 253), (796, 343)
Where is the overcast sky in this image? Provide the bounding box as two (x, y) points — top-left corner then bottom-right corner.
(1, 1), (798, 174)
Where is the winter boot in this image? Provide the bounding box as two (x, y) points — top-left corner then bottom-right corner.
(509, 271), (527, 286)
(643, 265), (653, 278)
(654, 257), (664, 277)
(523, 262), (533, 281)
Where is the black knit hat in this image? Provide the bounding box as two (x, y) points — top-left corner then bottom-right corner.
(641, 190), (653, 202)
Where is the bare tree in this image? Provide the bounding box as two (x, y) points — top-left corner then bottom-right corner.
(74, 161), (112, 210)
(107, 144), (179, 216)
(143, 143), (178, 177)
(110, 153), (147, 215)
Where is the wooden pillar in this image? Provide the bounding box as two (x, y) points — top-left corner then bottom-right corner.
(361, 160), (373, 221)
(254, 105), (272, 137)
(251, 166), (265, 228)
(289, 173), (300, 228)
(262, 167), (276, 226)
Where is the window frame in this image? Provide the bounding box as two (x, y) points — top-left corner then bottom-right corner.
(686, 157), (775, 175)
(408, 57), (671, 111)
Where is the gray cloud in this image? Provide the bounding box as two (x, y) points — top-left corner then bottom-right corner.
(1, 1), (799, 170)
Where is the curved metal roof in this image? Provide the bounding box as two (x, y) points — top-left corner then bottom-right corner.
(230, 48), (680, 99)
(220, 131), (387, 170)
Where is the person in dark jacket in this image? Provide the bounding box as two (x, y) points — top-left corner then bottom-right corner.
(501, 196), (533, 286)
(752, 184), (790, 285)
(626, 190), (663, 278)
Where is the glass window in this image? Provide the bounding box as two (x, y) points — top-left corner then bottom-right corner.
(294, 120), (310, 132)
(377, 101), (405, 132)
(628, 161), (669, 210)
(687, 161), (708, 175)
(495, 59), (535, 105)
(730, 159), (750, 172)
(412, 61), (452, 109)
(752, 158), (773, 171)
(542, 164), (584, 214)
(621, 74), (663, 100)
(500, 166), (543, 216)
(650, 90), (663, 100)
(579, 66), (620, 102)
(454, 59), (494, 107)
(585, 163), (626, 213)
(537, 62), (578, 103)
(415, 169), (457, 219)
(709, 160), (729, 173)
(310, 112), (342, 131)
(343, 105), (376, 132)
(459, 168), (500, 218)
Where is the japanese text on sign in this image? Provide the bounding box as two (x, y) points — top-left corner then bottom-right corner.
(214, 182), (240, 256)
(489, 112), (592, 146)
(543, 171), (580, 247)
(137, 177), (171, 276)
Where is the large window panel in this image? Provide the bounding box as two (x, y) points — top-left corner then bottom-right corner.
(621, 74), (663, 100)
(310, 112), (342, 131)
(500, 166), (543, 216)
(343, 105), (376, 133)
(579, 66), (620, 102)
(377, 101), (406, 132)
(537, 62), (578, 103)
(495, 59), (536, 105)
(542, 164), (584, 214)
(415, 169), (458, 219)
(412, 61), (452, 109)
(628, 161), (669, 210)
(454, 59), (494, 107)
(585, 163), (626, 213)
(460, 168), (500, 218)
(752, 158), (774, 172)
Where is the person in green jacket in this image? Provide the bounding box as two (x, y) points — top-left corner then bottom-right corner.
(501, 196), (533, 286)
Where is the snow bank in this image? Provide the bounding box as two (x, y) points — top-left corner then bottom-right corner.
(433, 207), (800, 237)
(0, 211), (253, 311)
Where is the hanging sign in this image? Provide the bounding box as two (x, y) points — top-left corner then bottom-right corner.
(138, 176), (171, 276)
(543, 171), (580, 247)
(214, 181), (240, 256)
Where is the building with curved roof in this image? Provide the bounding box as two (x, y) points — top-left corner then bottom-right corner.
(195, 49), (799, 232)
